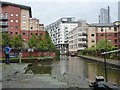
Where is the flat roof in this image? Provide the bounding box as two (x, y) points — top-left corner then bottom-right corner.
(1, 1), (32, 17)
(89, 23), (114, 27)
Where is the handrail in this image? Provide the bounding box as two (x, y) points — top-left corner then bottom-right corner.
(102, 49), (120, 55)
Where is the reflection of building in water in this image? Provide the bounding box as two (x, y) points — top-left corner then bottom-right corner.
(51, 55), (68, 76)
(87, 63), (97, 82)
(68, 57), (86, 78)
(59, 55), (68, 74)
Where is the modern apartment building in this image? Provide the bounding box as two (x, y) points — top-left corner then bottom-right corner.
(0, 1), (45, 42)
(118, 1), (120, 21)
(88, 23), (120, 48)
(99, 6), (110, 23)
(45, 17), (78, 54)
(69, 20), (88, 53)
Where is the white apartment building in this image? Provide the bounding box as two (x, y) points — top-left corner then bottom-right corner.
(45, 17), (78, 54)
(69, 20), (88, 53)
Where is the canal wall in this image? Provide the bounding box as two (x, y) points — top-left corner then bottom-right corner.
(2, 51), (56, 58)
(77, 55), (120, 68)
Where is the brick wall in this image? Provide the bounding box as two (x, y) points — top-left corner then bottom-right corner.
(2, 51), (56, 58)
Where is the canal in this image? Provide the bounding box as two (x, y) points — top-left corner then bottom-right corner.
(26, 55), (120, 87)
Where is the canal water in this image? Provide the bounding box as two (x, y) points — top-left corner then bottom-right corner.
(26, 55), (120, 87)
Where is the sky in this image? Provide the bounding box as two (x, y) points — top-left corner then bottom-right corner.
(1, 0), (120, 26)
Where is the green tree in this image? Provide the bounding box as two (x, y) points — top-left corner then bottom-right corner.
(2, 32), (13, 47)
(96, 39), (112, 50)
(12, 34), (23, 49)
(44, 31), (56, 51)
(28, 34), (37, 48)
(12, 34), (23, 57)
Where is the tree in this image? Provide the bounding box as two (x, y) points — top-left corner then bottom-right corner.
(96, 39), (112, 51)
(44, 31), (56, 51)
(12, 34), (23, 49)
(12, 34), (23, 57)
(2, 32), (13, 47)
(28, 34), (37, 48)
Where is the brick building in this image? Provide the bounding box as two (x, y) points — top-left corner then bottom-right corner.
(88, 22), (120, 49)
(0, 1), (45, 42)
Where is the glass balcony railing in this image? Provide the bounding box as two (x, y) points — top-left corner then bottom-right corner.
(0, 15), (8, 20)
(0, 22), (8, 26)
(0, 28), (8, 32)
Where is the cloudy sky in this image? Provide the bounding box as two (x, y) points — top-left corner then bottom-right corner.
(1, 0), (120, 26)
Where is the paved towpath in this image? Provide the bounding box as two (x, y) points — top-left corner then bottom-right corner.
(78, 55), (120, 66)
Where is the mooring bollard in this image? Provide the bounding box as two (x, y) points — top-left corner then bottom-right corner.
(19, 52), (22, 63)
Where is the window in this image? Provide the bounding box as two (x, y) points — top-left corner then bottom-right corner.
(23, 33), (25, 35)
(91, 34), (94, 36)
(22, 20), (26, 23)
(10, 26), (13, 28)
(15, 32), (18, 34)
(109, 27), (111, 30)
(91, 40), (95, 43)
(40, 33), (43, 36)
(16, 14), (18, 16)
(16, 20), (18, 23)
(114, 27), (117, 31)
(22, 15), (26, 17)
(10, 20), (13, 22)
(101, 28), (103, 32)
(114, 33), (118, 37)
(64, 27), (68, 29)
(11, 13), (13, 16)
(108, 34), (111, 36)
(22, 26), (26, 30)
(100, 34), (104, 36)
(15, 26), (18, 29)
(10, 32), (13, 34)
(108, 39), (111, 42)
(114, 39), (117, 44)
(78, 44), (82, 47)
(31, 27), (33, 29)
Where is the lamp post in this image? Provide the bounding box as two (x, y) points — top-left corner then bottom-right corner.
(104, 27), (108, 82)
(103, 53), (107, 82)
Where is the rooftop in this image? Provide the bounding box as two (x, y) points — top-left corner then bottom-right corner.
(1, 1), (32, 17)
(89, 23), (114, 27)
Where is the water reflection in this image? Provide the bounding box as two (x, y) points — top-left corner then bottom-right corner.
(26, 55), (120, 86)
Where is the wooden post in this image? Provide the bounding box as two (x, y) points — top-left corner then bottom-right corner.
(19, 52), (22, 63)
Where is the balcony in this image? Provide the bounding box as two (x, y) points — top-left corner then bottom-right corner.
(0, 22), (8, 27)
(82, 38), (88, 41)
(0, 15), (8, 20)
(82, 33), (87, 36)
(0, 28), (8, 32)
